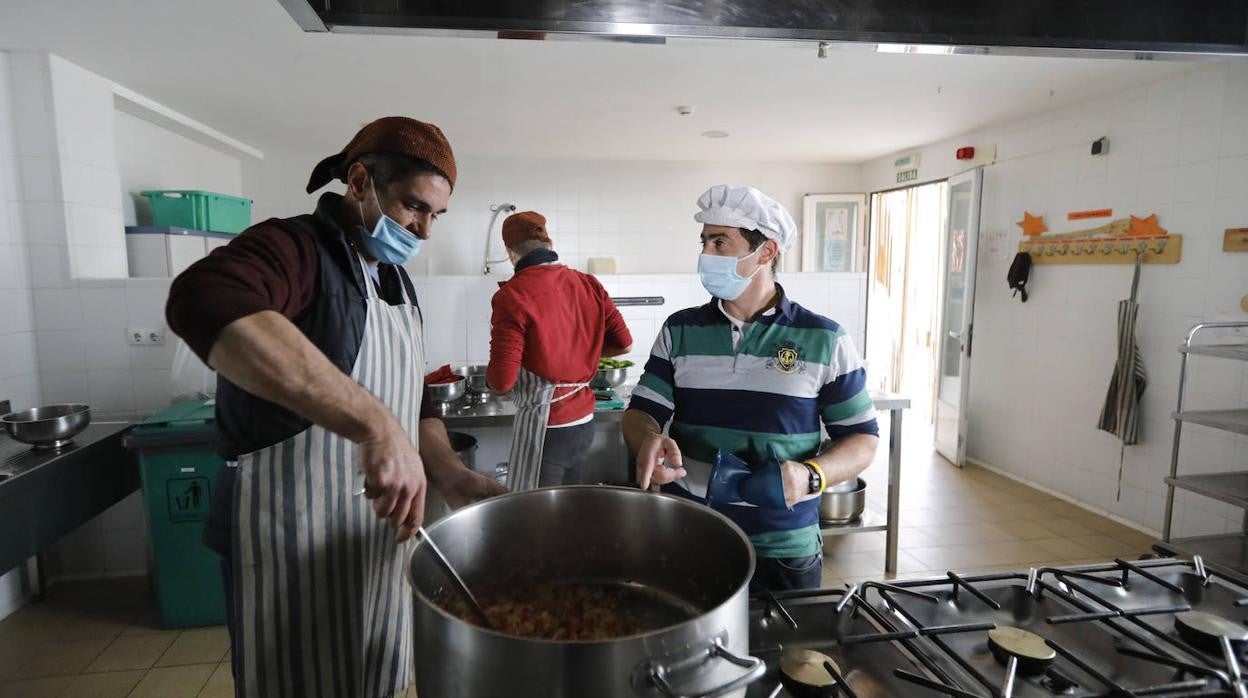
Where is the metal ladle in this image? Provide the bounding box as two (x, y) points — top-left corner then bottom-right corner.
(354, 476), (493, 629)
(417, 526), (494, 629)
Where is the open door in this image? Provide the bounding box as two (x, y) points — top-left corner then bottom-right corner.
(933, 168), (983, 466)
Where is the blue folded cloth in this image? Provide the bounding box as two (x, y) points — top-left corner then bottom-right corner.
(706, 446), (789, 510)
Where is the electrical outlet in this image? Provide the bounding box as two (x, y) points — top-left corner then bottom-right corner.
(127, 328), (166, 346)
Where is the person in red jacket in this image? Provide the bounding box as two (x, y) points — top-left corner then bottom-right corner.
(487, 211), (633, 489)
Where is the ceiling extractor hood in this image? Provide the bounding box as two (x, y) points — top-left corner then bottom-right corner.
(276, 0), (1248, 59)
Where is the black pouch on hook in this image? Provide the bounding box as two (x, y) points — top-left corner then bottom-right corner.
(1007, 251), (1032, 302)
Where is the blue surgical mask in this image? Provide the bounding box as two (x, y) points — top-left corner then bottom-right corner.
(357, 181), (423, 265)
(698, 248), (761, 300)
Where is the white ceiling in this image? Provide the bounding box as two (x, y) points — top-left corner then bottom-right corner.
(0, 0), (1187, 163)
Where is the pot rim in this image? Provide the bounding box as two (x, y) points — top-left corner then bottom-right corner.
(821, 477), (867, 495)
(409, 485), (756, 646)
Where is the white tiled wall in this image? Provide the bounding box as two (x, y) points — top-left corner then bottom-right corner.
(411, 271), (867, 372)
(39, 55), (127, 279)
(27, 277), (173, 585)
(861, 63), (1248, 537)
(0, 53), (40, 413)
(247, 153), (863, 277)
(32, 278), (176, 416)
(0, 50), (42, 617)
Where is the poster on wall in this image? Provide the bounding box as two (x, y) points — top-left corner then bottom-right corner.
(802, 193), (867, 273)
(821, 206), (850, 272)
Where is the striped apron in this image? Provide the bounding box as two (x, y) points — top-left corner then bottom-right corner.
(1097, 253), (1147, 500)
(505, 369), (589, 491)
(228, 255), (423, 698)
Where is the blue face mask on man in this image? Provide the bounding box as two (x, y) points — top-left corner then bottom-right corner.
(697, 247), (762, 301)
(357, 180), (423, 265)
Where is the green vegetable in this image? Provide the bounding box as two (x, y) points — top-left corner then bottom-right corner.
(598, 358), (634, 370)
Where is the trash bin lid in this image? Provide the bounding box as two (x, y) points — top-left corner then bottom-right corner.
(126, 399), (216, 449)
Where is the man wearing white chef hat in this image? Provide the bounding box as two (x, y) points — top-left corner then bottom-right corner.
(623, 184), (880, 591)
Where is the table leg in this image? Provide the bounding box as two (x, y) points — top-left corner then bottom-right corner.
(885, 408), (903, 575)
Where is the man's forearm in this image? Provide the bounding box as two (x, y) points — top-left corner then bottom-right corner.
(622, 409), (662, 454)
(812, 433), (879, 485)
(602, 344), (632, 358)
(418, 417), (465, 487)
(207, 310), (397, 443)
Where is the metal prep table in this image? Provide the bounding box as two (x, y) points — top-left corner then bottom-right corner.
(442, 390), (910, 574)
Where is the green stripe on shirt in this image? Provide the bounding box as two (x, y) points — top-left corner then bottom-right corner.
(750, 526), (822, 558)
(821, 389), (875, 424)
(637, 372), (674, 403)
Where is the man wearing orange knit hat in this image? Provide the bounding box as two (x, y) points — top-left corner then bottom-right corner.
(487, 211), (633, 490)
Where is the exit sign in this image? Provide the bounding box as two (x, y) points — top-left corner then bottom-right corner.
(897, 168), (919, 183)
(894, 153), (921, 169)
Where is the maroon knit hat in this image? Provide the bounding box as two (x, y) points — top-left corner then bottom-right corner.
(306, 116), (457, 194)
(501, 211), (552, 248)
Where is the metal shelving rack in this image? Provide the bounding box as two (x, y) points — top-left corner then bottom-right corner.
(1156, 322), (1248, 581)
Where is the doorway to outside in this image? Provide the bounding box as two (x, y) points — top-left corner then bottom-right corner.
(865, 181), (948, 459)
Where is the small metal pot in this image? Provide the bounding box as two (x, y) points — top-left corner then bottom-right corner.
(451, 364), (491, 394)
(2, 404), (91, 450)
(426, 377), (466, 404)
(819, 478), (866, 523)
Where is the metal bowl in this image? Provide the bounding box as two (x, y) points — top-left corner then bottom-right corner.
(819, 477), (866, 523)
(2, 404), (91, 450)
(451, 365), (491, 394)
(590, 367), (628, 389)
(426, 377), (466, 404)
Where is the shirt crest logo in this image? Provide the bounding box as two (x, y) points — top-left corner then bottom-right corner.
(768, 343), (804, 375)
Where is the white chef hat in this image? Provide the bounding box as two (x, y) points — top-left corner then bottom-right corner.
(694, 184), (798, 254)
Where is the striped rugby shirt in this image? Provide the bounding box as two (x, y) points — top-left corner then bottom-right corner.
(629, 286), (879, 559)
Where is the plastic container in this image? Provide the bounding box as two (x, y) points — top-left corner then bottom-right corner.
(140, 190), (252, 233)
(123, 399), (225, 629)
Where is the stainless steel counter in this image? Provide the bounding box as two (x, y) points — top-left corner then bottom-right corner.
(440, 395), (626, 429)
(0, 420), (138, 583)
(442, 389), (907, 428)
(0, 421), (133, 484)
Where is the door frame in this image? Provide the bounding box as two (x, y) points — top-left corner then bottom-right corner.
(933, 167), (984, 467)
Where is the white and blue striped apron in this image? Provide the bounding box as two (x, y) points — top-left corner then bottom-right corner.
(228, 255), (423, 698)
(506, 369), (589, 491)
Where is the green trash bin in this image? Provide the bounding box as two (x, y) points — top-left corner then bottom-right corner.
(124, 399), (225, 629)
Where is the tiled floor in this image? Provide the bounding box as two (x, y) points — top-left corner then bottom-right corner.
(0, 445), (1157, 697)
(0, 577), (232, 697)
(823, 446), (1158, 588)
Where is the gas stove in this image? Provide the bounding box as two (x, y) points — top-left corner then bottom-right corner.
(747, 557), (1248, 697)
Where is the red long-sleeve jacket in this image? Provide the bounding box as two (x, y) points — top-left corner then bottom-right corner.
(487, 256), (631, 426)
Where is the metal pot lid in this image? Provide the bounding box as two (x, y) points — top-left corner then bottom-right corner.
(988, 626), (1056, 662)
(780, 648), (839, 687)
(1176, 611), (1248, 643)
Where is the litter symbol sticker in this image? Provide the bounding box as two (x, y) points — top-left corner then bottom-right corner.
(168, 477), (211, 523)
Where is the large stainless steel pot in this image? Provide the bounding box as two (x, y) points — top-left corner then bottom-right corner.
(410, 486), (762, 698)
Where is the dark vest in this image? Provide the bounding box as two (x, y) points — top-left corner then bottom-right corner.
(213, 194), (421, 460)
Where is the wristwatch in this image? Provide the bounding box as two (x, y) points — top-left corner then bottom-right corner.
(804, 462), (823, 494)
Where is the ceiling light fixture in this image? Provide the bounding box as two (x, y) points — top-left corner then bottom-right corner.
(875, 43), (955, 55)
(701, 130), (730, 139)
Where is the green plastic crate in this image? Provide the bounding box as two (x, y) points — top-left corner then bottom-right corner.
(124, 399), (225, 629)
(140, 190), (252, 234)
